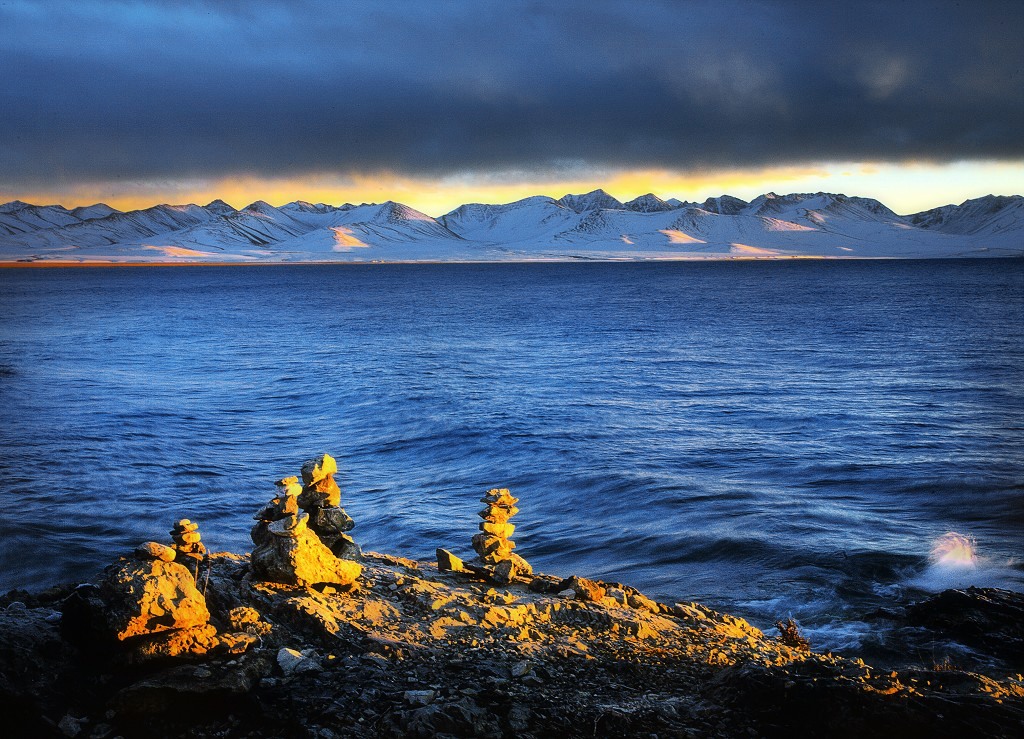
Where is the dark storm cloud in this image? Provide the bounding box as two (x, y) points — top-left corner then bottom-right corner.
(0, 0), (1021, 184)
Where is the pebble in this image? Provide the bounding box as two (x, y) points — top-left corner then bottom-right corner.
(57, 714), (84, 737)
(404, 689), (436, 706)
(277, 647), (322, 676)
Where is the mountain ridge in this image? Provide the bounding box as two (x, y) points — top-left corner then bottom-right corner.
(1, 192), (1021, 263)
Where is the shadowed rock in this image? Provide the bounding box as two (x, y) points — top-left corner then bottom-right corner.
(907, 587), (1024, 668)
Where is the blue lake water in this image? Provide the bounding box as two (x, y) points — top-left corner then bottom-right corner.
(1, 259), (1022, 662)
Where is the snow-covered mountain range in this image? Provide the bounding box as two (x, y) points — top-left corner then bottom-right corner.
(1, 191), (1021, 263)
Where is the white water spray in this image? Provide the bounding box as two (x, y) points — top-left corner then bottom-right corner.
(929, 532), (979, 570)
(911, 531), (1017, 592)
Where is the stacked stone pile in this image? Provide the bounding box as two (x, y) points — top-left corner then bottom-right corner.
(249, 454), (362, 588)
(299, 453), (360, 561)
(251, 477), (302, 546)
(471, 488), (532, 584)
(170, 519), (206, 558)
(169, 519), (207, 580)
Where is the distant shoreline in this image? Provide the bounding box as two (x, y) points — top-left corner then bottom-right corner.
(1, 255), (969, 269)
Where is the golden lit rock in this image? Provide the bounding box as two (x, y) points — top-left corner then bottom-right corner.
(300, 453), (337, 486)
(100, 559), (211, 641)
(268, 512), (309, 538)
(468, 486), (530, 578)
(134, 541), (176, 563)
(479, 521), (515, 538)
(251, 521), (361, 587)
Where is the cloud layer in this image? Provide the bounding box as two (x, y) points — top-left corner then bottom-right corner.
(1, 0), (1021, 187)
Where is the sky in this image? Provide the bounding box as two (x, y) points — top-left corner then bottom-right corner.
(0, 0), (1021, 216)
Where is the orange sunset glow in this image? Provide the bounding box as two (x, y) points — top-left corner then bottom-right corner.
(6, 161), (1022, 217)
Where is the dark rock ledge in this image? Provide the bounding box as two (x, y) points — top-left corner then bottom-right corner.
(1, 551), (1023, 739)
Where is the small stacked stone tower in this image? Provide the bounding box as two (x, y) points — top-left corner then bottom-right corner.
(471, 488), (532, 583)
(170, 519), (206, 559)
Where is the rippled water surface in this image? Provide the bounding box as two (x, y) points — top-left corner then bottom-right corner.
(1, 260), (1022, 659)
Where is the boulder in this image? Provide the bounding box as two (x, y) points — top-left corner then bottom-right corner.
(436, 548), (464, 572)
(558, 575), (606, 602)
(99, 559), (210, 640)
(906, 587), (1024, 667)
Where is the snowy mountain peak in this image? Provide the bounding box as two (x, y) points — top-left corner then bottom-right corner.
(557, 189), (624, 213)
(71, 203), (119, 221)
(441, 195), (562, 222)
(624, 193), (676, 212)
(281, 200), (339, 214)
(908, 194), (1024, 235)
(744, 192), (897, 222)
(204, 199), (236, 215)
(0, 200), (35, 213)
(371, 201), (437, 224)
(701, 195), (748, 215)
(243, 200), (278, 214)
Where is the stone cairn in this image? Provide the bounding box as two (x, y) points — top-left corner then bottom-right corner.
(249, 454), (362, 588)
(170, 518), (207, 581)
(298, 453), (361, 561)
(438, 487), (532, 585)
(58, 520), (264, 662)
(171, 518), (206, 554)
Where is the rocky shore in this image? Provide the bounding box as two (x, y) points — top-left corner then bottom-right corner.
(1, 457), (1022, 738)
